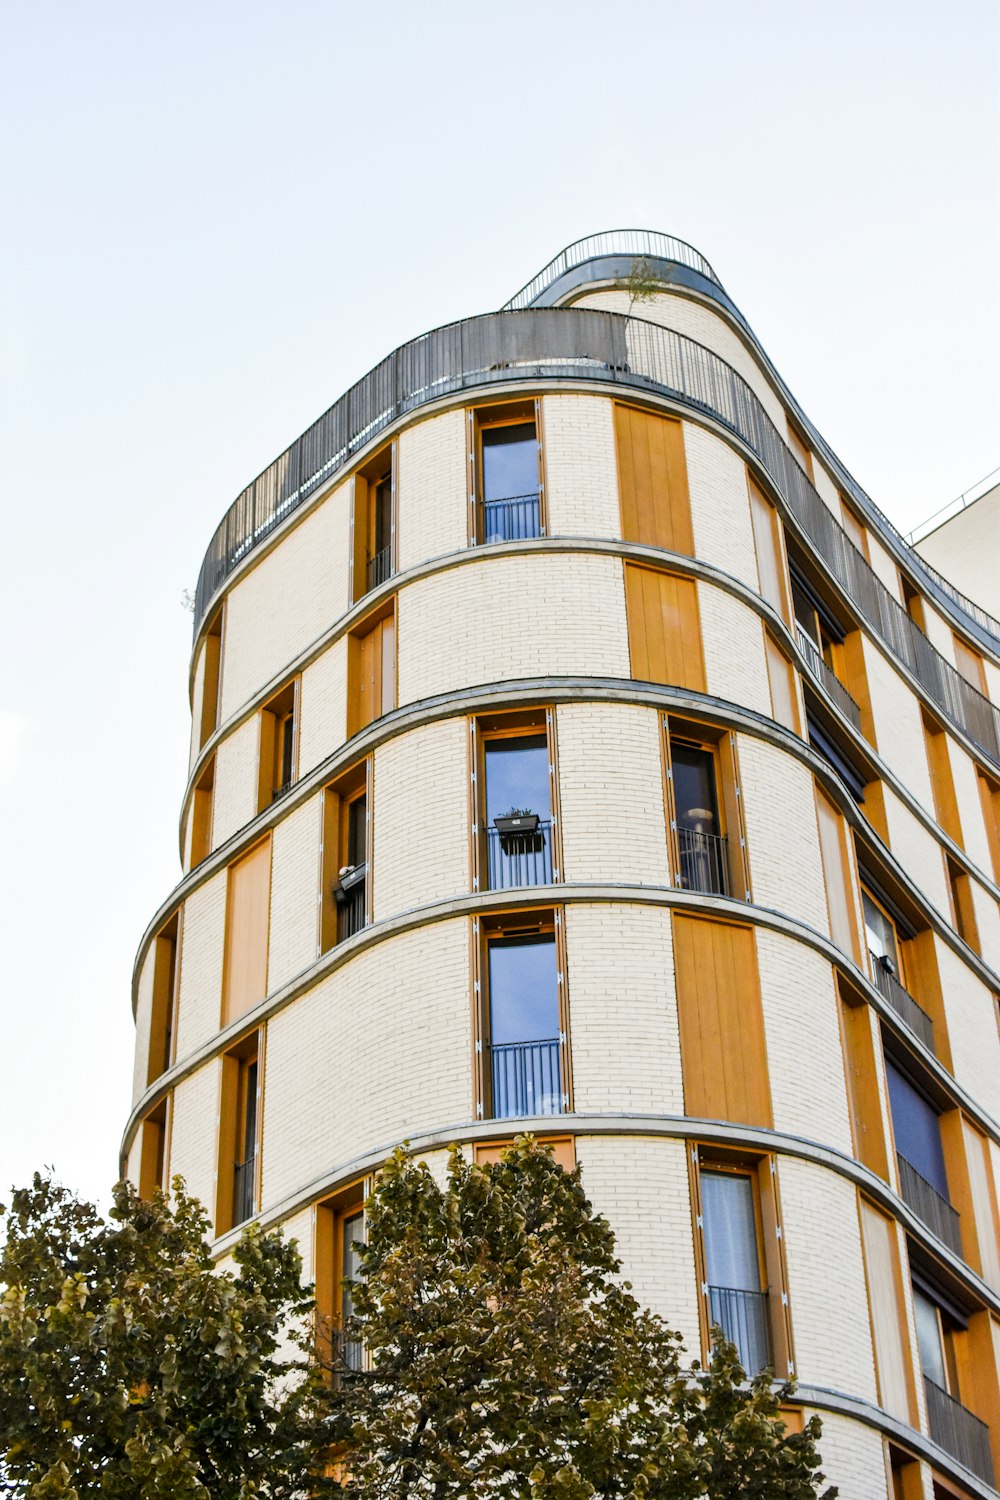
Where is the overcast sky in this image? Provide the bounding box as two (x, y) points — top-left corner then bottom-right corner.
(1, 0), (997, 1210)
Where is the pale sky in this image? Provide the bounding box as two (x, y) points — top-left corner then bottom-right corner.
(1, 0), (997, 1210)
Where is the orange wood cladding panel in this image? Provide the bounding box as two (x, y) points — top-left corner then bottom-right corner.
(672, 913), (772, 1128)
(815, 789), (860, 962)
(858, 1197), (916, 1425)
(352, 613), (396, 736)
(614, 403), (694, 555)
(222, 838), (271, 1026)
(764, 631), (798, 732)
(748, 479), (789, 623)
(624, 565), (705, 691)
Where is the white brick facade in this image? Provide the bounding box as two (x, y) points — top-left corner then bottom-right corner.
(541, 393), (621, 539)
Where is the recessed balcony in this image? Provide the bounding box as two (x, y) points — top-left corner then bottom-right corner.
(869, 951), (935, 1053)
(896, 1152), (961, 1256)
(924, 1376), (994, 1485)
(796, 624), (861, 730)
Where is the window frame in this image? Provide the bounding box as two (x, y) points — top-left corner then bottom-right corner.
(257, 677), (300, 813)
(196, 604), (224, 753)
(215, 1028), (263, 1236)
(189, 753), (215, 868)
(319, 758), (371, 954)
(347, 596), (397, 739)
(662, 716), (750, 902)
(467, 398), (545, 547)
(471, 706), (561, 894)
(351, 443), (397, 604)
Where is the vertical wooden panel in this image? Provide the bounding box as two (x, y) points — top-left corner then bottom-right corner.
(199, 626), (222, 749)
(815, 789), (861, 961)
(673, 914), (772, 1127)
(222, 838), (271, 1026)
(838, 993), (890, 1179)
(858, 1198), (916, 1424)
(977, 771), (1000, 883)
(381, 613), (396, 715)
(351, 476), (368, 605)
(614, 403), (694, 554)
(962, 1119), (1000, 1290)
(748, 479), (790, 622)
(146, 927), (177, 1085)
(954, 636), (987, 694)
(625, 564), (705, 691)
(922, 714), (963, 846)
(215, 1052), (239, 1234)
(764, 631), (799, 732)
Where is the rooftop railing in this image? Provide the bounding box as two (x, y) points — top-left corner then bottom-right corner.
(501, 228), (721, 311)
(896, 1153), (962, 1256)
(924, 1376), (994, 1485)
(795, 624), (862, 730)
(192, 307), (1000, 770)
(869, 952), (935, 1053)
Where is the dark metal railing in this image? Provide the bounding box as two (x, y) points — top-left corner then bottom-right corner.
(486, 820), (553, 890)
(502, 229), (722, 311)
(271, 777), (295, 803)
(192, 306), (1000, 769)
(924, 1376), (995, 1484)
(481, 492), (541, 543)
(232, 1154), (256, 1226)
(869, 952), (935, 1053)
(489, 1038), (563, 1120)
(795, 624), (862, 730)
(677, 827), (730, 896)
(707, 1285), (773, 1375)
(896, 1153), (962, 1256)
(336, 867), (368, 944)
(366, 545), (392, 593)
(331, 1326), (366, 1379)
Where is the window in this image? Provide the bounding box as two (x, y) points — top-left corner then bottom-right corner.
(838, 979), (891, 1179)
(885, 1056), (960, 1254)
(945, 855), (980, 953)
(258, 679), (299, 811)
(673, 914), (771, 1128)
(862, 889), (934, 1052)
(320, 762), (370, 952)
(316, 1182), (367, 1378)
(476, 710), (556, 892)
(912, 1270), (997, 1485)
(195, 606), (224, 752)
(786, 420), (813, 482)
(216, 1032), (260, 1235)
(814, 788), (861, 962)
(806, 712), (868, 803)
(921, 712), (963, 846)
(748, 478), (790, 623)
(470, 401), (542, 544)
(221, 837), (271, 1027)
(664, 720), (747, 900)
(613, 402), (693, 554)
(189, 754), (214, 867)
(147, 915), (178, 1085)
(352, 445), (395, 602)
(763, 629), (799, 733)
(953, 635), (987, 696)
(476, 913), (568, 1122)
(137, 1100), (168, 1201)
(624, 565), (705, 691)
(347, 600), (396, 738)
(700, 1167), (772, 1374)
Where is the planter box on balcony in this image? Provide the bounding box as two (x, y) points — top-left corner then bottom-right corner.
(494, 813), (542, 855)
(334, 864), (366, 904)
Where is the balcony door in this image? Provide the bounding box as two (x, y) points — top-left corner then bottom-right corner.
(669, 739), (728, 896)
(485, 933), (563, 1121)
(700, 1169), (771, 1374)
(483, 733), (553, 891)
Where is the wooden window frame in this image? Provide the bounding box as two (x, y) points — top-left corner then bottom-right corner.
(215, 1028), (263, 1237)
(138, 1098), (169, 1201)
(147, 914), (179, 1086)
(921, 711), (963, 846)
(197, 605), (224, 752)
(688, 1144), (794, 1378)
(471, 906), (572, 1123)
(319, 759), (371, 955)
(839, 497), (871, 561)
(748, 476), (792, 626)
(862, 885), (912, 993)
(351, 443), (396, 605)
(189, 753), (215, 869)
(612, 399), (694, 556)
(976, 770), (1000, 883)
(786, 420), (814, 482)
(315, 1177), (368, 1374)
(467, 398), (545, 547)
(257, 678), (300, 814)
(662, 716), (750, 902)
(221, 835), (272, 1027)
(837, 975), (891, 1179)
(473, 1136), (576, 1171)
(813, 786), (863, 963)
(470, 706), (562, 894)
(347, 596), (397, 740)
(945, 854), (980, 954)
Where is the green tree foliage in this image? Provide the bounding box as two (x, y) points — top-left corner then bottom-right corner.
(0, 1175), (336, 1499)
(333, 1139), (837, 1499)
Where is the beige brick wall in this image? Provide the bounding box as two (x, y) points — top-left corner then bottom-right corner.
(220, 482), (351, 721)
(398, 553), (630, 706)
(684, 424), (759, 591)
(176, 872), (226, 1056)
(565, 903), (682, 1116)
(169, 1061), (221, 1211)
(861, 637), (935, 813)
(268, 793), (323, 992)
(573, 289), (788, 432)
(556, 702), (669, 885)
(779, 1158), (877, 1399)
(540, 393), (620, 539)
(866, 533), (904, 605)
(757, 930), (853, 1155)
(132, 946), (155, 1106)
(805, 1410), (890, 1500)
(810, 458), (843, 520)
(970, 880), (1000, 974)
(936, 937), (1000, 1121)
(298, 637), (348, 777)
(372, 718), (469, 920)
(576, 1134), (701, 1351)
(260, 920), (472, 1210)
(879, 787), (951, 918)
(946, 733), (994, 874)
(701, 586), (771, 713)
(918, 596), (958, 661)
(211, 715), (260, 849)
(397, 408), (467, 571)
(737, 734), (830, 935)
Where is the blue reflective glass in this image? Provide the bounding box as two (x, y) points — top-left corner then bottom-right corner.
(488, 936), (558, 1044)
(484, 736), (550, 822)
(482, 423), (537, 502)
(886, 1061), (949, 1197)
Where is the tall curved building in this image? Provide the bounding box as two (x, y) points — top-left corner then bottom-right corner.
(124, 231), (1000, 1499)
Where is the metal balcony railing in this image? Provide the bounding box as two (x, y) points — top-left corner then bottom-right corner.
(707, 1285), (773, 1375)
(869, 952), (935, 1053)
(486, 820), (554, 890)
(896, 1153), (962, 1256)
(489, 1038), (563, 1120)
(481, 492), (541, 544)
(336, 866), (368, 944)
(271, 776), (295, 803)
(366, 545), (392, 593)
(331, 1326), (366, 1379)
(232, 1153), (256, 1227)
(677, 827), (730, 896)
(796, 625), (862, 730)
(924, 1376), (995, 1485)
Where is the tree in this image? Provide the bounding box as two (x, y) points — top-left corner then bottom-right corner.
(0, 1174), (336, 1499)
(623, 256), (669, 323)
(332, 1138), (837, 1499)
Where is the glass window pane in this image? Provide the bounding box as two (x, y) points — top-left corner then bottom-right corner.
(341, 1210), (364, 1324)
(863, 893), (897, 966)
(912, 1288), (947, 1387)
(485, 735), (550, 822)
(671, 742), (719, 834)
(886, 1062), (949, 1197)
(347, 795), (366, 867)
(701, 1171), (760, 1290)
(482, 423), (537, 501)
(488, 935), (558, 1043)
(242, 1061), (258, 1162)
